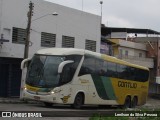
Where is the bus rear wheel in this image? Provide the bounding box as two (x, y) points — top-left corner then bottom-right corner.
(123, 96), (131, 109)
(72, 93), (84, 109)
(44, 102), (53, 107)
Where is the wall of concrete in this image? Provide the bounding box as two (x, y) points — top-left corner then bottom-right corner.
(0, 0), (101, 58)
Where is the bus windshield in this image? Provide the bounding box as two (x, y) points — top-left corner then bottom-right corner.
(26, 55), (65, 88)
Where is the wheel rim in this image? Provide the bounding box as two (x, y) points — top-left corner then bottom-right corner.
(132, 97), (137, 108)
(74, 94), (83, 108)
(44, 102), (52, 107)
(75, 95), (82, 106)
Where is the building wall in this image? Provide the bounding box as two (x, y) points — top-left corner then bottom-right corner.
(0, 0), (101, 58)
(108, 39), (154, 69)
(110, 39), (147, 58)
(0, 0), (101, 97)
(135, 37), (160, 94)
(119, 39), (147, 51)
(118, 47), (146, 58)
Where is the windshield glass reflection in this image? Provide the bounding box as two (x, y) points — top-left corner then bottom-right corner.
(26, 55), (65, 88)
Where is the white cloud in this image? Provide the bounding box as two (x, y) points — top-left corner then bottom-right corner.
(104, 15), (134, 28)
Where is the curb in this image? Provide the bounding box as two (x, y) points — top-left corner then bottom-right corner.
(0, 98), (23, 103)
(0, 98), (39, 104)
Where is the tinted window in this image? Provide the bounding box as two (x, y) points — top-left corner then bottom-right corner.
(127, 67), (135, 80)
(60, 63), (74, 85)
(79, 55), (149, 82)
(117, 64), (149, 82)
(95, 58), (104, 76)
(135, 69), (149, 82)
(117, 64), (127, 79)
(60, 55), (82, 85)
(103, 61), (108, 76)
(79, 55), (96, 76)
(107, 62), (117, 78)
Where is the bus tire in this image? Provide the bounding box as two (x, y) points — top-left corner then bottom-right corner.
(123, 96), (131, 109)
(72, 93), (84, 109)
(132, 97), (138, 108)
(44, 102), (53, 107)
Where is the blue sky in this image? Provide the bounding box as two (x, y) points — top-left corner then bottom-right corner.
(45, 0), (160, 32)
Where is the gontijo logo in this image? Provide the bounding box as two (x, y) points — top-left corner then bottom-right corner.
(118, 81), (137, 88)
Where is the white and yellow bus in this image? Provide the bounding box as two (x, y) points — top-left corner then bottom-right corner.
(21, 48), (149, 108)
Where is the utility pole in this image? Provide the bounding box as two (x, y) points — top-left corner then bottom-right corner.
(82, 0), (83, 11)
(100, 1), (103, 25)
(24, 1), (34, 59)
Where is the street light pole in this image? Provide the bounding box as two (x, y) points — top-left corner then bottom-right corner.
(32, 12), (58, 22)
(100, 1), (103, 25)
(24, 1), (34, 59)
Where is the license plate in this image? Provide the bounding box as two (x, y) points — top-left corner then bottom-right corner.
(34, 96), (40, 100)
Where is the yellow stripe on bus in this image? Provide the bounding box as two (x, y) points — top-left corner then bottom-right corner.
(101, 54), (149, 70)
(26, 84), (40, 92)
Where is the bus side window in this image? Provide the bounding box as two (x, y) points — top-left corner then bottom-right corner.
(102, 61), (108, 76)
(95, 58), (104, 76)
(128, 67), (135, 80)
(60, 63), (74, 85)
(107, 62), (117, 78)
(117, 64), (126, 79)
(135, 69), (149, 82)
(78, 55), (96, 76)
(124, 66), (132, 80)
(59, 55), (82, 85)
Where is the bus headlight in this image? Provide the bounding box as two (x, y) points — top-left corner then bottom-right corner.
(50, 91), (55, 94)
(24, 86), (27, 90)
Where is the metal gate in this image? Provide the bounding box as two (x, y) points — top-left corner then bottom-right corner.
(0, 64), (9, 97)
(0, 58), (22, 97)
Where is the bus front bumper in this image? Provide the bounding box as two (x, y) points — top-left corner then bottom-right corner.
(23, 89), (62, 104)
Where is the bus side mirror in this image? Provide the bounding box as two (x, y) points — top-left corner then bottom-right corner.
(58, 60), (74, 74)
(21, 58), (31, 69)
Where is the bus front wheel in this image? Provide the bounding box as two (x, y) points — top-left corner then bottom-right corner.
(44, 102), (53, 107)
(72, 93), (84, 109)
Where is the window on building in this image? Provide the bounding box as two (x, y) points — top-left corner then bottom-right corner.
(125, 50), (128, 57)
(85, 39), (96, 52)
(119, 49), (123, 58)
(139, 53), (142, 57)
(62, 35), (75, 48)
(12, 27), (26, 44)
(41, 32), (56, 47)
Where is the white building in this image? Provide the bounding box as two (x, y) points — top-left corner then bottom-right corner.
(0, 0), (101, 97)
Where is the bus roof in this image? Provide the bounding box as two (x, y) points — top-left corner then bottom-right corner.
(101, 54), (149, 70)
(36, 48), (149, 71)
